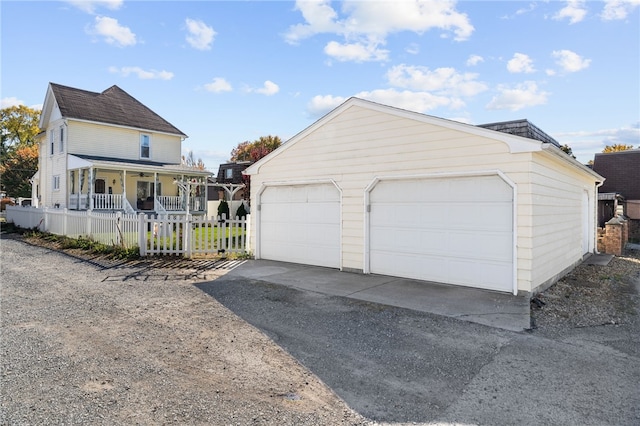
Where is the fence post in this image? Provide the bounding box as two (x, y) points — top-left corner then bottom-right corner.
(115, 211), (122, 246)
(245, 214), (251, 254)
(184, 214), (192, 258)
(43, 207), (49, 232)
(138, 213), (146, 256)
(86, 210), (92, 239)
(62, 208), (68, 236)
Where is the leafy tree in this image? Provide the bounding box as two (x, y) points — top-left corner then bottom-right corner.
(1, 105), (41, 197)
(602, 144), (635, 153)
(229, 135), (282, 201)
(230, 135), (281, 162)
(0, 144), (39, 197)
(1, 105), (41, 158)
(560, 144), (576, 159)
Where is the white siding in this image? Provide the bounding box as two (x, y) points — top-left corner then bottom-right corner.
(67, 121), (182, 163)
(251, 104), (534, 291)
(529, 152), (597, 291)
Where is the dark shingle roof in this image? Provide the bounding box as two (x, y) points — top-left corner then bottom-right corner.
(478, 119), (561, 147)
(50, 83), (186, 136)
(592, 150), (640, 199)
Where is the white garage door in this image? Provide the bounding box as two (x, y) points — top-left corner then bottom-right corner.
(259, 183), (340, 268)
(369, 175), (513, 292)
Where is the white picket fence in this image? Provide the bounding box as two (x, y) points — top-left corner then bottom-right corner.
(5, 206), (249, 257)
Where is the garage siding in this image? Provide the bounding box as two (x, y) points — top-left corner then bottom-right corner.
(529, 154), (596, 290)
(248, 101), (598, 293)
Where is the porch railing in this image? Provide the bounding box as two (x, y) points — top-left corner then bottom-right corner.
(94, 194), (123, 210)
(157, 195), (206, 212)
(158, 195), (181, 211)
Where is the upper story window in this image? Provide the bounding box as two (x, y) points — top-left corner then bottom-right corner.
(140, 134), (151, 159)
(53, 175), (60, 191)
(50, 129), (55, 155)
(225, 168), (233, 179)
(59, 126), (65, 153)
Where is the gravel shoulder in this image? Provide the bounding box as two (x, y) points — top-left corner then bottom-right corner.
(0, 234), (368, 425)
(531, 248), (640, 334)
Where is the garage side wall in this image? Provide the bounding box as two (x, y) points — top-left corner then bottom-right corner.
(529, 152), (597, 293)
(249, 104), (542, 292)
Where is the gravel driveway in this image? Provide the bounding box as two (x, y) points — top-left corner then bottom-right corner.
(2, 232), (640, 425)
(0, 235), (367, 425)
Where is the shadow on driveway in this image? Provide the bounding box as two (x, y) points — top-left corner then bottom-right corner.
(197, 275), (510, 423)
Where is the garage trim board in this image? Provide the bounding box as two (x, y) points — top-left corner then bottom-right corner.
(256, 180), (342, 269)
(364, 170), (518, 295)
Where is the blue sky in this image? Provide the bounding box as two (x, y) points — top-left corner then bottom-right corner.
(2, 0), (639, 169)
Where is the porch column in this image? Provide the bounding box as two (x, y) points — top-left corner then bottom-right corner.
(88, 168), (95, 210)
(80, 169), (86, 210)
(120, 170), (126, 205)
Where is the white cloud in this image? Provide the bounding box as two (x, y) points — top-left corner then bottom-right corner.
(466, 54), (484, 66)
(1, 97), (24, 108)
(552, 49), (591, 72)
(507, 53), (535, 73)
(89, 16), (136, 47)
(386, 64), (487, 97)
(66, 0), (123, 14)
(324, 40), (389, 62)
(486, 81), (549, 111)
(601, 0), (640, 20)
(108, 66), (173, 80)
(185, 18), (216, 50)
(553, 0), (588, 24)
(405, 43), (420, 55)
(307, 95), (347, 116)
(253, 81), (280, 96)
(307, 88), (460, 118)
(553, 123), (640, 163)
(204, 78), (233, 93)
(286, 0), (474, 63)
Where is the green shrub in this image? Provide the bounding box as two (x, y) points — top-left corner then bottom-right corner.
(218, 199), (230, 218)
(235, 203), (248, 219)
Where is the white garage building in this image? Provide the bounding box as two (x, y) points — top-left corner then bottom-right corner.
(244, 98), (603, 295)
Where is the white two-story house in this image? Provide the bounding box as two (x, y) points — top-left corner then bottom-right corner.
(32, 82), (210, 214)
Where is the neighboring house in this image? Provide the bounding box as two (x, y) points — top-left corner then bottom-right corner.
(592, 149), (640, 239)
(206, 161), (250, 219)
(244, 97), (603, 296)
(32, 83), (210, 214)
(207, 161), (251, 201)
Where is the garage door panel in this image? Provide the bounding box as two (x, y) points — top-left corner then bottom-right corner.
(369, 175), (513, 292)
(260, 184), (340, 269)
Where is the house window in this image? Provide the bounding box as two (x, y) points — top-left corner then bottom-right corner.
(53, 175), (60, 191)
(225, 168), (233, 179)
(59, 126), (65, 152)
(140, 134), (150, 159)
(50, 130), (55, 155)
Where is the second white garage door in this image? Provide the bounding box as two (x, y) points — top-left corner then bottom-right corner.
(368, 174), (514, 292)
(259, 183), (340, 268)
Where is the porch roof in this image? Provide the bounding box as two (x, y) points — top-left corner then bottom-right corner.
(68, 154), (211, 176)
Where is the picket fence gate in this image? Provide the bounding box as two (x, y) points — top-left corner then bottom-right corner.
(5, 206), (249, 258)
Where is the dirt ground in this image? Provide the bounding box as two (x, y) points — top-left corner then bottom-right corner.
(1, 233), (368, 425)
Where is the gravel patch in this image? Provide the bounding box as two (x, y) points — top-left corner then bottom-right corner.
(0, 234), (368, 425)
(531, 248), (640, 332)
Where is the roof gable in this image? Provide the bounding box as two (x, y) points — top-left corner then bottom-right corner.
(593, 150), (640, 199)
(41, 83), (186, 137)
(246, 97), (551, 175)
